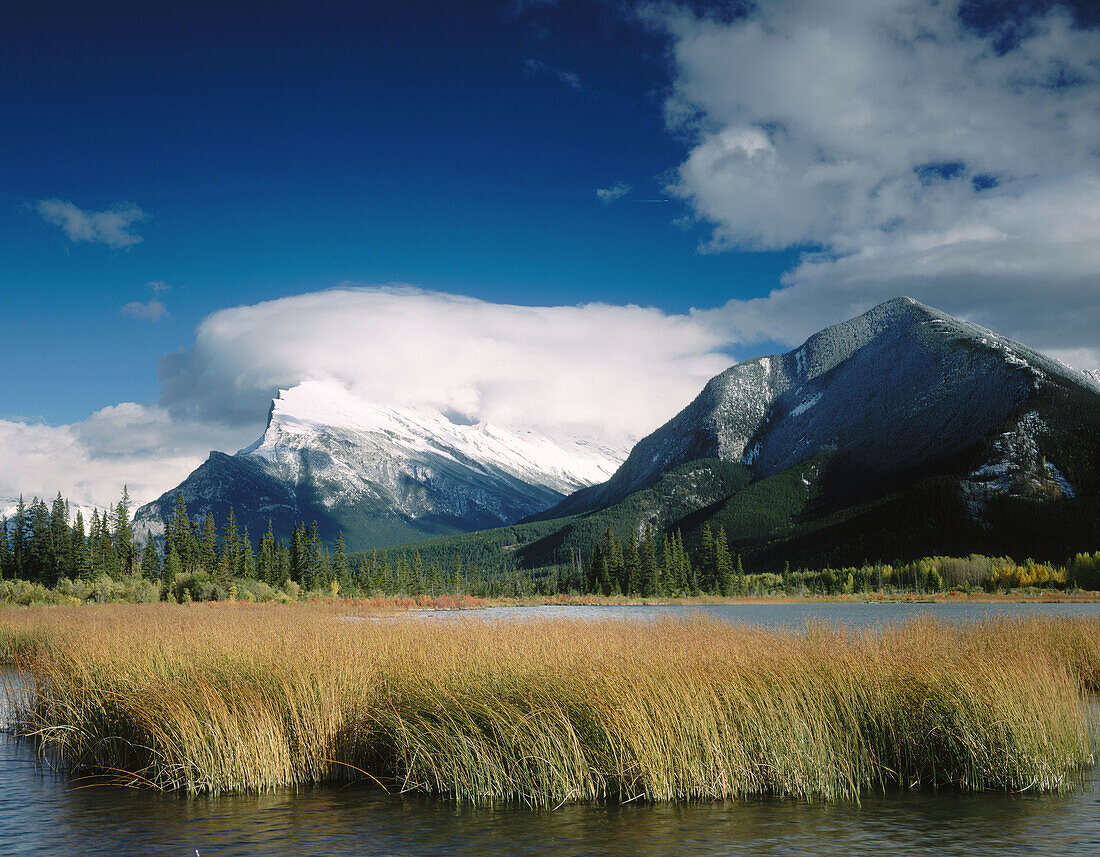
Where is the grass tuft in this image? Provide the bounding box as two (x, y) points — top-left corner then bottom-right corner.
(2, 604), (1097, 803)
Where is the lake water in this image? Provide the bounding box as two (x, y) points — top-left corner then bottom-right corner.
(4, 602), (1100, 856)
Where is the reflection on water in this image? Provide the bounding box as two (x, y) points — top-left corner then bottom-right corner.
(2, 727), (1098, 857)
(5, 603), (1100, 856)
(453, 600), (1100, 629)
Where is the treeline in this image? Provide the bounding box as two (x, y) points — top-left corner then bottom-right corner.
(0, 490), (141, 585)
(5, 489), (1100, 605)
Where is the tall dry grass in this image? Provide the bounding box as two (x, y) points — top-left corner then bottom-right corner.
(2, 604), (1097, 803)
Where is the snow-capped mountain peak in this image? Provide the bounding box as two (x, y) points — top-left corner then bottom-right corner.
(135, 379), (631, 549)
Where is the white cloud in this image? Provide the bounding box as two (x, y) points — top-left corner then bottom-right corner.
(596, 182), (632, 204)
(0, 405), (249, 512)
(35, 199), (147, 248)
(159, 286), (735, 443)
(3, 286), (740, 508)
(120, 299), (168, 321)
(649, 0), (1100, 358)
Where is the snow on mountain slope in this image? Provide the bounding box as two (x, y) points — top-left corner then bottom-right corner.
(541, 297), (1098, 519)
(134, 380), (629, 548)
(240, 380), (623, 496)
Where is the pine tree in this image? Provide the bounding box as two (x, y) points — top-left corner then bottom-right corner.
(27, 497), (53, 585)
(714, 526), (733, 596)
(624, 531), (640, 596)
(168, 494), (193, 572)
(49, 493), (70, 581)
(0, 518), (10, 580)
(70, 511), (91, 580)
(698, 522), (716, 593)
(221, 507), (241, 576)
(660, 536), (674, 596)
(258, 520), (277, 584)
(163, 547), (182, 592)
(275, 542), (292, 588)
(112, 486), (135, 575)
(332, 533), (351, 592)
(140, 539), (161, 582)
(10, 497), (27, 579)
(199, 514), (218, 574)
(641, 524), (659, 597)
(308, 522), (327, 589)
(237, 527), (256, 579)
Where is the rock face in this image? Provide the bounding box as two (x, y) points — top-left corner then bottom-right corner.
(540, 297), (1098, 519)
(134, 380), (628, 549)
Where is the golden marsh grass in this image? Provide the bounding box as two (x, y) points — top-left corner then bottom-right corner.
(2, 604), (1097, 804)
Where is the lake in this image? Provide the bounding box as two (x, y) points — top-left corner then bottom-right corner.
(4, 601), (1100, 856)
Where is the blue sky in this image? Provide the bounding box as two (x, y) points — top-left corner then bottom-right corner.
(2, 0), (800, 425)
(3, 0), (1099, 508)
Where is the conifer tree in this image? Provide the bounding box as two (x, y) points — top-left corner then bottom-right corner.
(140, 539), (161, 582)
(308, 522), (327, 589)
(624, 531), (640, 596)
(10, 497), (27, 579)
(167, 494), (193, 571)
(698, 522), (716, 593)
(275, 542), (292, 588)
(715, 526), (733, 596)
(199, 514), (218, 574)
(641, 524), (659, 597)
(221, 507), (240, 576)
(332, 532), (351, 592)
(257, 520), (277, 584)
(0, 519), (10, 580)
(237, 526), (256, 579)
(71, 510), (90, 580)
(49, 493), (70, 581)
(112, 486), (135, 575)
(163, 547), (182, 591)
(27, 498), (53, 585)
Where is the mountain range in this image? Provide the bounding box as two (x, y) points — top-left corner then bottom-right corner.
(135, 297), (1100, 567)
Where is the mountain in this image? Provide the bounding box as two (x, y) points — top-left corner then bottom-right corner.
(535, 297), (1099, 519)
(482, 297), (1100, 569)
(133, 380), (629, 549)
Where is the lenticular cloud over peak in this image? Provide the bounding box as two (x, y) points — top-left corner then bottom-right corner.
(158, 285), (735, 442)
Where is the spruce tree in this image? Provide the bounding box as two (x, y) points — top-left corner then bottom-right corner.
(714, 526), (733, 596)
(698, 522), (716, 593)
(71, 511), (91, 580)
(238, 526), (256, 579)
(140, 539), (161, 582)
(331, 533), (351, 592)
(257, 520), (277, 584)
(49, 493), (70, 581)
(624, 531), (640, 597)
(0, 519), (10, 580)
(221, 507), (240, 575)
(199, 514), (218, 574)
(112, 486), (135, 575)
(10, 497), (27, 579)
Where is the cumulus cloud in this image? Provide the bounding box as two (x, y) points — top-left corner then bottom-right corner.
(120, 299), (168, 321)
(0, 405), (250, 512)
(649, 0), (1100, 362)
(596, 182), (632, 204)
(35, 199), (148, 248)
(159, 285), (735, 441)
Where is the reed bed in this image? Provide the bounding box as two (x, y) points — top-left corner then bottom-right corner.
(2, 604), (1098, 804)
